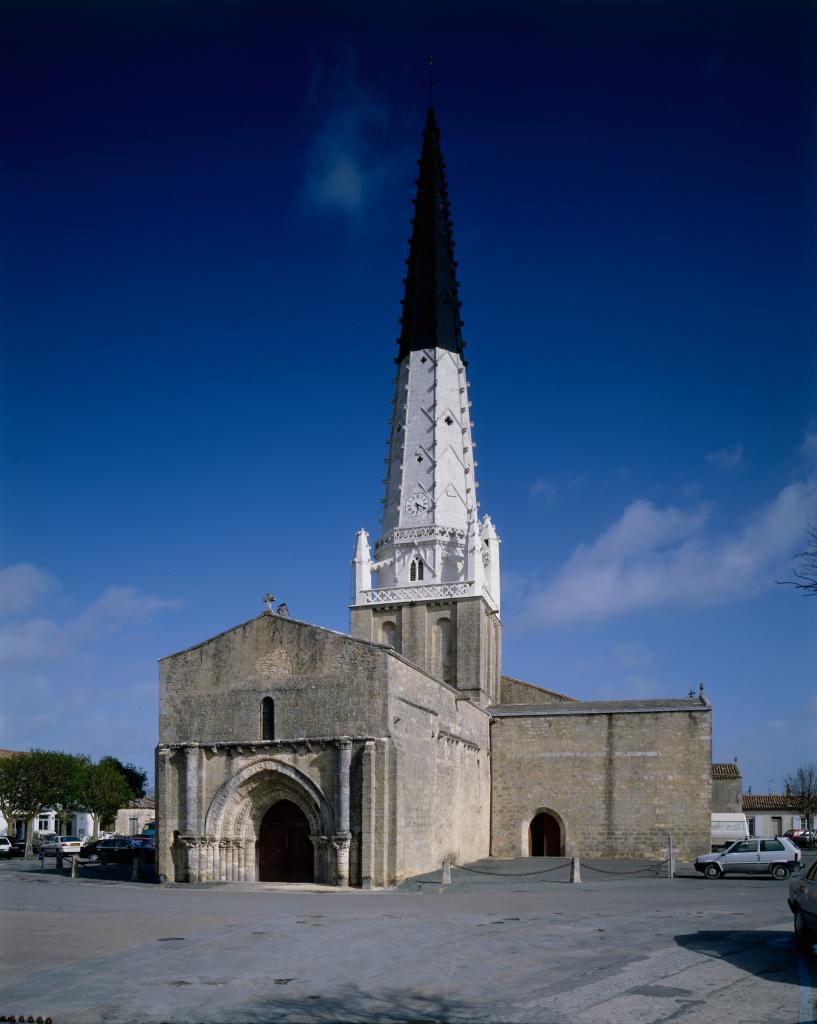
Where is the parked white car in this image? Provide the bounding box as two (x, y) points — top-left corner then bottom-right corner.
(694, 837), (801, 879)
(40, 836), (83, 857)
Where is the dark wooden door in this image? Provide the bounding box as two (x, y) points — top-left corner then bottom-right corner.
(529, 812), (561, 856)
(257, 799), (314, 882)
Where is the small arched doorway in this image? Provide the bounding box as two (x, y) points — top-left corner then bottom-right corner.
(257, 799), (314, 882)
(529, 812), (562, 856)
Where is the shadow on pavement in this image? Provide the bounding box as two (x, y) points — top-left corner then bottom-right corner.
(13, 857), (157, 884)
(674, 928), (814, 984)
(238, 985), (478, 1023)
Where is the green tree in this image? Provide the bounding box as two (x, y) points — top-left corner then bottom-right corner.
(0, 750), (86, 856)
(98, 757), (147, 799)
(79, 760), (134, 839)
(0, 753), (34, 850)
(48, 751), (91, 834)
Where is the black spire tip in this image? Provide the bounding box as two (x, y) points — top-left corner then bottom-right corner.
(395, 108), (465, 364)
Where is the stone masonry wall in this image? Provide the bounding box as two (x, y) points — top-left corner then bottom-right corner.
(385, 657), (491, 881)
(491, 708), (712, 862)
(711, 777), (742, 814)
(159, 613), (389, 746)
(499, 676), (576, 705)
(350, 595), (501, 706)
(157, 611), (491, 885)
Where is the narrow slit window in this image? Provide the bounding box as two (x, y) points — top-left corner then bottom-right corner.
(261, 697), (274, 740)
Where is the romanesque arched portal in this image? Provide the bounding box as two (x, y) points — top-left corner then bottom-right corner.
(179, 758), (341, 884)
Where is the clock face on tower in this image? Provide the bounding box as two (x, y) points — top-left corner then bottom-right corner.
(405, 491), (432, 517)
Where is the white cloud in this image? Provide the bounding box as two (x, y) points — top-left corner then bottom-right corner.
(80, 586), (183, 627)
(529, 479), (558, 505)
(0, 617), (65, 665)
(801, 429), (817, 467)
(706, 443), (744, 470)
(0, 583), (182, 666)
(302, 54), (397, 219)
(520, 471), (817, 628)
(0, 563), (58, 614)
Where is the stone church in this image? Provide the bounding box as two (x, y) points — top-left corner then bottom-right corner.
(156, 108), (711, 887)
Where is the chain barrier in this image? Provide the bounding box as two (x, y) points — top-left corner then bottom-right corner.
(581, 859), (669, 876)
(409, 856), (673, 885)
(454, 860), (570, 878)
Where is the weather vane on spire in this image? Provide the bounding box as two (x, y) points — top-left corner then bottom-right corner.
(425, 55), (438, 108)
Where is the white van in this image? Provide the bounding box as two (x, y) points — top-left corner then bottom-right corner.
(711, 813), (749, 850)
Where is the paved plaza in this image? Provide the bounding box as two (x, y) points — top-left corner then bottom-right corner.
(0, 857), (814, 1024)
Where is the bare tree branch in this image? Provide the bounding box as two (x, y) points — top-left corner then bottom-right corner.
(777, 518), (817, 594)
(784, 762), (817, 830)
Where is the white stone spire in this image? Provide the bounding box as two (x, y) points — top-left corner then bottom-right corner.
(349, 107), (500, 615)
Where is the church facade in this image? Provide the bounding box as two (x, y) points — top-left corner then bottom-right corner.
(155, 108), (711, 886)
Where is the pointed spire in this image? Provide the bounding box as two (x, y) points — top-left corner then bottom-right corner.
(396, 107), (465, 363)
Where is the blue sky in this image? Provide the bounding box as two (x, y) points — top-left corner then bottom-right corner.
(1, 0), (815, 793)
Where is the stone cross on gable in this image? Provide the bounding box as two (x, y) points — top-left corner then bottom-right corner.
(263, 593), (275, 612)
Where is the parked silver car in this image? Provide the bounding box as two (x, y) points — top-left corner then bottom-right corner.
(694, 836), (801, 879)
(788, 857), (817, 951)
(40, 835), (83, 857)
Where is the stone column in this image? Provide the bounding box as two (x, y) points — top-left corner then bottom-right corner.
(155, 746), (173, 883)
(183, 746), (198, 833)
(334, 835), (351, 887)
(335, 738), (352, 886)
(228, 839), (238, 881)
(360, 740), (376, 889)
(336, 738), (352, 834)
(313, 835), (329, 885)
(186, 839), (200, 883)
(240, 839), (253, 882)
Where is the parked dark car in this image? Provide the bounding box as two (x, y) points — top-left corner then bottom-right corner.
(788, 857), (817, 951)
(82, 837), (155, 865)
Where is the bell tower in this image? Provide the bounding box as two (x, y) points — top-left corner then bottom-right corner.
(350, 107), (501, 707)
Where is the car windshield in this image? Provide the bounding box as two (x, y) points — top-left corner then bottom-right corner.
(724, 840), (756, 853)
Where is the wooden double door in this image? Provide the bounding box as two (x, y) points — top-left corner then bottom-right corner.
(529, 812), (562, 856)
(257, 799), (314, 882)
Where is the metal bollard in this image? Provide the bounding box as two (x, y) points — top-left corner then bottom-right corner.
(441, 856), (451, 885)
(131, 855), (142, 881)
(570, 857), (581, 883)
(70, 856), (78, 879)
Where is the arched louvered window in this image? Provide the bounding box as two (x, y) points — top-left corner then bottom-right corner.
(261, 697), (274, 740)
(410, 558), (424, 582)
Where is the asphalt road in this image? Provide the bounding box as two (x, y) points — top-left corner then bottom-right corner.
(0, 858), (814, 1023)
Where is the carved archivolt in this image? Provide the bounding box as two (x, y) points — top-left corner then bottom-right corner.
(204, 758), (335, 841)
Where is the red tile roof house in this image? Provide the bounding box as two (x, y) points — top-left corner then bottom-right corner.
(742, 794), (809, 837)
